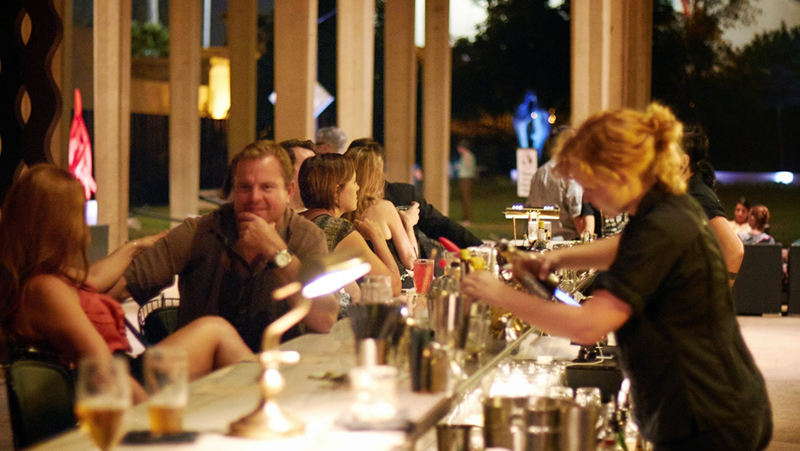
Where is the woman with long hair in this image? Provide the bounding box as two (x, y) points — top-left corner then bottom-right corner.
(462, 104), (772, 450)
(0, 165), (251, 403)
(344, 146), (418, 275)
(297, 154), (402, 298)
(729, 197), (752, 235)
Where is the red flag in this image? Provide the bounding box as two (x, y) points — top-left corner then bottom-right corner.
(68, 89), (97, 200)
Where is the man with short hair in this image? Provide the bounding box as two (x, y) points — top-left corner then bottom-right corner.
(116, 141), (338, 351)
(279, 139), (316, 211)
(316, 126), (348, 154)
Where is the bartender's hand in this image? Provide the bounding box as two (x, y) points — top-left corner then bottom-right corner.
(237, 212), (287, 259)
(513, 251), (560, 281)
(461, 271), (508, 306)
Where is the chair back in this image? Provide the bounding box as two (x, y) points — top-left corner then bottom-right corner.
(788, 245), (800, 315)
(6, 359), (76, 448)
(733, 244), (783, 315)
(138, 297), (180, 345)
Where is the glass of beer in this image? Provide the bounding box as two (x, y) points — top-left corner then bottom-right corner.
(143, 346), (188, 436)
(413, 258), (434, 295)
(75, 356), (131, 451)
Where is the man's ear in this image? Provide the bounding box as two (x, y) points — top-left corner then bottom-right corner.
(679, 153), (690, 174)
(286, 179), (296, 198)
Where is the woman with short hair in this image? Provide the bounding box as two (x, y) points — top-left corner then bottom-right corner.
(298, 154), (402, 299)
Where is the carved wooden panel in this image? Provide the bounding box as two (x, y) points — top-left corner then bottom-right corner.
(0, 0), (63, 203)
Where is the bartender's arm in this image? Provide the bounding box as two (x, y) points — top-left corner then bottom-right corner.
(522, 235), (621, 279)
(461, 272), (631, 345)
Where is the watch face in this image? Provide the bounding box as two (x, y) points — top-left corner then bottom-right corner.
(275, 250), (292, 268)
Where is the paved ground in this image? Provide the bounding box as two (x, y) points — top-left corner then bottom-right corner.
(2, 316), (799, 450)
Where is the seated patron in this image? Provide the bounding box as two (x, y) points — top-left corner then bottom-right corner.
(298, 154), (402, 300)
(0, 165), (252, 403)
(279, 139), (316, 212)
(347, 138), (484, 257)
(729, 196), (752, 235)
(114, 141), (339, 351)
(739, 205), (775, 245)
(344, 146), (419, 277)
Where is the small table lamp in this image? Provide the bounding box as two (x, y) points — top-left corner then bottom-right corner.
(229, 250), (371, 439)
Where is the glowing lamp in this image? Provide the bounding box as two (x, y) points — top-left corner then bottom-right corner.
(229, 250), (371, 439)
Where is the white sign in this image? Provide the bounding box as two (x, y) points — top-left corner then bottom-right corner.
(516, 148), (539, 198)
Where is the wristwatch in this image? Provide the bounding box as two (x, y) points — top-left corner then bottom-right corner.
(268, 249), (293, 269)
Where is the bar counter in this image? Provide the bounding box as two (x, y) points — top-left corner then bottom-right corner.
(31, 318), (535, 451)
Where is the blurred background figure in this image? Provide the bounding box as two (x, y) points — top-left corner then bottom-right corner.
(316, 126), (348, 155)
(730, 196), (752, 235)
(454, 140), (476, 226)
(512, 89), (551, 163)
(739, 204), (775, 244)
(525, 125), (594, 240)
(681, 125), (743, 284)
(279, 139), (317, 211)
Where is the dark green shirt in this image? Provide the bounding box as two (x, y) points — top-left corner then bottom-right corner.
(594, 187), (771, 447)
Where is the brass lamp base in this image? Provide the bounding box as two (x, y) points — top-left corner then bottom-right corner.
(229, 399), (305, 439)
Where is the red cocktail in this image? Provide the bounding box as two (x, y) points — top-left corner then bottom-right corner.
(413, 259), (434, 295)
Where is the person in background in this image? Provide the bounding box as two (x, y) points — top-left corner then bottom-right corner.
(298, 154), (402, 301)
(347, 138), (484, 255)
(0, 165), (252, 403)
(345, 146), (418, 284)
(526, 126), (594, 240)
(316, 126), (348, 155)
(279, 139), (316, 211)
(739, 205), (775, 245)
(454, 140), (476, 226)
(462, 104), (772, 450)
(681, 125), (743, 285)
(114, 141), (339, 352)
(729, 196), (752, 235)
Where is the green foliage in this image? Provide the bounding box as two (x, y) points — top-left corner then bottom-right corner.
(131, 21), (169, 58)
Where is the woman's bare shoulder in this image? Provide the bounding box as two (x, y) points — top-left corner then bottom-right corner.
(23, 274), (78, 307)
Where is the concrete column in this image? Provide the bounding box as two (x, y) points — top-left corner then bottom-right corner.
(422, 0), (451, 214)
(571, 0), (652, 126)
(623, 0), (652, 111)
(93, 0), (131, 249)
(337, 0), (374, 142)
(169, 0), (202, 220)
(274, 0), (317, 142)
(384, 0), (416, 184)
(227, 0), (257, 160)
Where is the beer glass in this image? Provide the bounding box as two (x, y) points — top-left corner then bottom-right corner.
(144, 347), (189, 435)
(75, 356), (131, 451)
